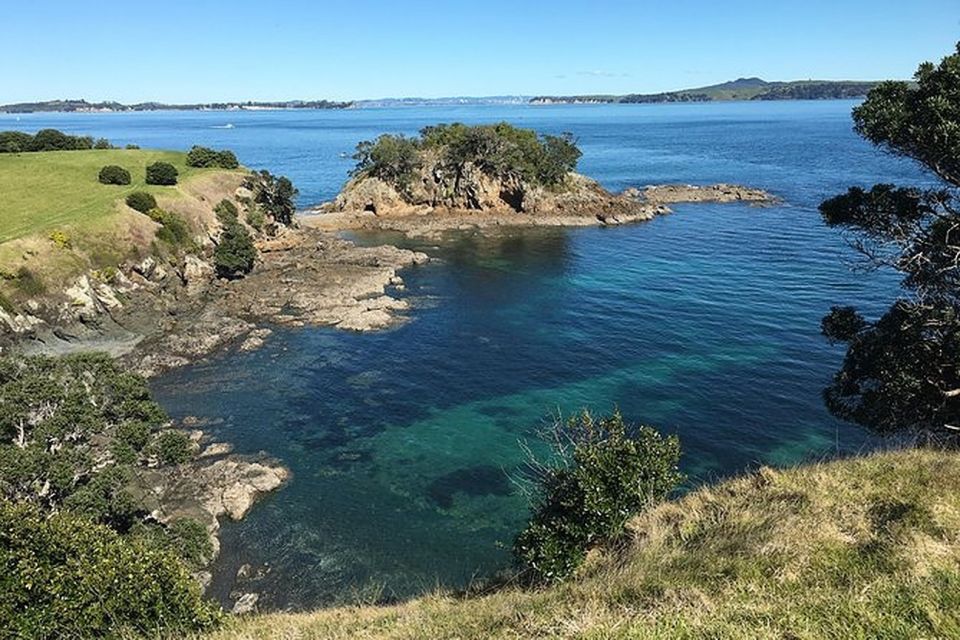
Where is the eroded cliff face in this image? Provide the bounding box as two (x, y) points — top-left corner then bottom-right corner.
(330, 162), (652, 220)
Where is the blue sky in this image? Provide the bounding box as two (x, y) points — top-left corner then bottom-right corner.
(3, 0), (958, 102)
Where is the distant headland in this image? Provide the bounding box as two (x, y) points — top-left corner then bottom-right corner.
(529, 77), (886, 104)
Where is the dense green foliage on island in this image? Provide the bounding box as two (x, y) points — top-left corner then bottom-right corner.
(820, 43), (960, 436)
(243, 169), (299, 226)
(0, 353), (219, 636)
(352, 122), (582, 193)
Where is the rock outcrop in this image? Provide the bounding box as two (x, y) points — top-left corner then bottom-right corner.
(327, 166), (653, 223)
(131, 442), (290, 561)
(632, 183), (777, 205)
(313, 163), (775, 237)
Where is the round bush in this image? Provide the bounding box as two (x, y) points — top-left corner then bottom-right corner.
(125, 191), (157, 214)
(186, 145), (219, 168)
(215, 150), (239, 169)
(98, 165), (131, 185)
(145, 162), (178, 186)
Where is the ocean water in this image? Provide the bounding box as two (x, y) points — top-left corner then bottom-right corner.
(1, 102), (931, 608)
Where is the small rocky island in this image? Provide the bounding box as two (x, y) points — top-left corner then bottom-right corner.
(308, 122), (775, 235)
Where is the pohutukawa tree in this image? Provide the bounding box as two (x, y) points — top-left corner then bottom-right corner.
(820, 43), (960, 436)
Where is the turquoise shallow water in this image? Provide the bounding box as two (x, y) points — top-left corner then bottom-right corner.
(2, 101), (931, 608)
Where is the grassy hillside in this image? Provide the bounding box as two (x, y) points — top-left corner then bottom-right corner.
(209, 448), (960, 639)
(0, 149), (206, 244)
(0, 149), (243, 304)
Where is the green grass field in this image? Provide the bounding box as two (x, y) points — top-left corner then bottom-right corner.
(0, 149), (204, 244)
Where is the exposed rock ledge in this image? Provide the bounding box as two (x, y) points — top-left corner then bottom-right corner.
(129, 428), (289, 568)
(304, 171), (776, 237)
(2, 226), (428, 378)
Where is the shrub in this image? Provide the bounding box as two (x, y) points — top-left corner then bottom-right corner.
(513, 410), (683, 583)
(94, 138), (112, 149)
(146, 161), (178, 185)
(0, 131), (33, 153)
(29, 129), (93, 151)
(246, 208), (265, 230)
(152, 431), (194, 465)
(244, 170), (298, 226)
(125, 191), (157, 213)
(214, 221), (257, 279)
(186, 145), (239, 169)
(216, 149), (239, 169)
(125, 144), (140, 150)
(214, 198), (239, 224)
(98, 164), (131, 185)
(148, 208), (192, 247)
(186, 145), (219, 167)
(0, 501), (221, 637)
(48, 230), (71, 249)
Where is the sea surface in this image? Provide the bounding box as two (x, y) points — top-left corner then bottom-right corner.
(1, 102), (932, 609)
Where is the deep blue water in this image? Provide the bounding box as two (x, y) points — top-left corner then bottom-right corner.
(1, 102), (930, 609)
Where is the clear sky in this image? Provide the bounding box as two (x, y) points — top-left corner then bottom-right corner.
(3, 0), (958, 103)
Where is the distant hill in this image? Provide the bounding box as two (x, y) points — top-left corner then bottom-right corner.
(530, 78), (886, 104)
(0, 98), (353, 114)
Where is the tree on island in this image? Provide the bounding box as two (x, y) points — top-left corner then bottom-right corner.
(351, 122), (583, 194)
(820, 42), (960, 436)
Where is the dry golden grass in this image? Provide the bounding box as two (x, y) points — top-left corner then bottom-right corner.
(203, 448), (960, 640)
(0, 152), (244, 304)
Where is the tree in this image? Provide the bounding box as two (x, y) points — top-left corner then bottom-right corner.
(214, 221), (257, 278)
(146, 161), (178, 185)
(98, 164), (131, 185)
(820, 43), (960, 436)
(186, 145), (240, 169)
(0, 130), (33, 153)
(513, 411), (682, 582)
(246, 170), (298, 226)
(352, 134), (422, 191)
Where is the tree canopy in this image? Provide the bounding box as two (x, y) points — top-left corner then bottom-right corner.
(820, 43), (960, 436)
(352, 122), (582, 192)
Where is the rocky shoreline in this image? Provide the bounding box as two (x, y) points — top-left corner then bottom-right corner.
(2, 226), (428, 378)
(0, 167), (774, 614)
(306, 177), (776, 238)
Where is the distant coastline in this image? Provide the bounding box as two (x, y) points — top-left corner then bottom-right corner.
(0, 99), (354, 114)
(0, 77), (894, 114)
(529, 77), (887, 105)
